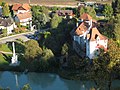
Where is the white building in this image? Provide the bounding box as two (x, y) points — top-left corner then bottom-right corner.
(0, 17), (17, 35)
(72, 13), (108, 59)
(15, 12), (32, 27)
(12, 3), (31, 15)
(12, 3), (32, 29)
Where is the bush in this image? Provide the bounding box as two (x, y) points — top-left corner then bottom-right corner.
(21, 84), (32, 90)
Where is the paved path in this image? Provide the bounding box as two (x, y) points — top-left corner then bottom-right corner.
(0, 51), (13, 54)
(0, 31), (35, 44)
(0, 28), (50, 44)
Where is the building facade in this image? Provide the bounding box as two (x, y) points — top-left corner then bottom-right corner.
(12, 3), (32, 30)
(0, 17), (17, 35)
(72, 13), (108, 59)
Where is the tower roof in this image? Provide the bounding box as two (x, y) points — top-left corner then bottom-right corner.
(80, 13), (92, 21)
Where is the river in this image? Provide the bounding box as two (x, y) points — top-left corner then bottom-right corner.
(0, 71), (120, 90)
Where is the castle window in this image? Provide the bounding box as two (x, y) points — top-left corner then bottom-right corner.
(95, 34), (98, 39)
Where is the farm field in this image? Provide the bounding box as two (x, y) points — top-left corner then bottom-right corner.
(5, 0), (79, 6)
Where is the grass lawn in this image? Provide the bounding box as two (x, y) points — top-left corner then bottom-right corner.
(0, 54), (9, 67)
(0, 41), (25, 70)
(0, 44), (12, 52)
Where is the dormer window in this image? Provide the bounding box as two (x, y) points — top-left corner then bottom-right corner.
(95, 34), (98, 39)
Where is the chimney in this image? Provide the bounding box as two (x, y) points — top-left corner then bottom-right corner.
(76, 22), (78, 27)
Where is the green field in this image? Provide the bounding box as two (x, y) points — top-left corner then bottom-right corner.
(0, 44), (12, 52)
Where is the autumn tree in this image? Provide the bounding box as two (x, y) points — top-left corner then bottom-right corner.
(24, 40), (42, 61)
(89, 39), (120, 90)
(2, 3), (10, 17)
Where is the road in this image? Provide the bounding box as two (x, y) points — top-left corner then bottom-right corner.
(0, 27), (51, 44)
(0, 31), (35, 44)
(5, 0), (78, 7)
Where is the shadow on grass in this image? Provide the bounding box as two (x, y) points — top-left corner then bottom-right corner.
(2, 53), (11, 63)
(7, 41), (25, 53)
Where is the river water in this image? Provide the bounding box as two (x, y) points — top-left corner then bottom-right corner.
(0, 71), (120, 90)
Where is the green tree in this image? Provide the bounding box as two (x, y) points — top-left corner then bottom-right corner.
(50, 14), (62, 28)
(79, 6), (96, 19)
(114, 14), (120, 45)
(79, 7), (86, 16)
(32, 6), (50, 29)
(24, 40), (42, 61)
(39, 48), (56, 71)
(86, 7), (96, 19)
(112, 0), (120, 13)
(2, 3), (10, 17)
(0, 0), (2, 5)
(89, 39), (120, 90)
(0, 1), (5, 6)
(35, 12), (49, 29)
(103, 4), (113, 19)
(2, 29), (7, 36)
(39, 6), (49, 15)
(61, 43), (69, 56)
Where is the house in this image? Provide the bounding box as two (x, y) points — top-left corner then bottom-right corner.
(15, 12), (32, 27)
(12, 3), (32, 30)
(71, 13), (108, 59)
(55, 10), (74, 19)
(0, 17), (17, 35)
(12, 3), (31, 15)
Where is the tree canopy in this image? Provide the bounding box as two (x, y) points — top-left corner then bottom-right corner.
(79, 6), (96, 19)
(24, 40), (42, 61)
(32, 6), (50, 29)
(89, 39), (120, 90)
(2, 3), (10, 17)
(103, 4), (113, 19)
(112, 0), (120, 13)
(50, 14), (62, 28)
(112, 14), (120, 45)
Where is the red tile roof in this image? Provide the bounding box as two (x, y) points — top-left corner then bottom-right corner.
(56, 10), (73, 16)
(75, 24), (107, 41)
(75, 22), (89, 35)
(17, 12), (32, 20)
(90, 27), (107, 41)
(12, 3), (31, 11)
(80, 13), (97, 23)
(80, 13), (92, 21)
(12, 3), (22, 11)
(22, 4), (31, 10)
